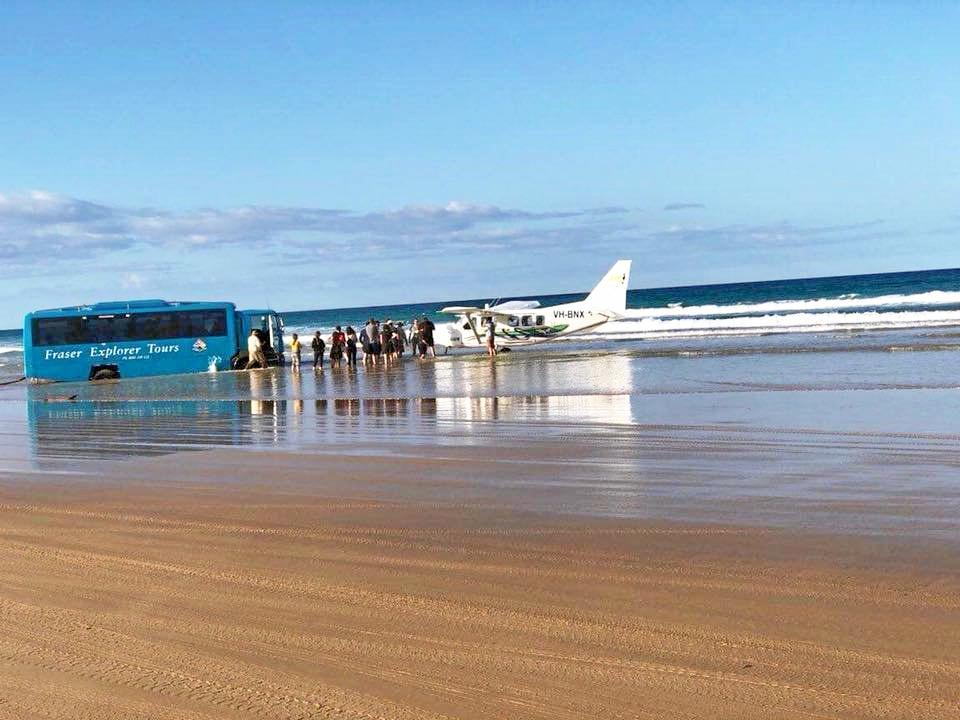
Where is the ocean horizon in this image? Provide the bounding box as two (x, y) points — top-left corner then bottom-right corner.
(4, 265), (960, 381)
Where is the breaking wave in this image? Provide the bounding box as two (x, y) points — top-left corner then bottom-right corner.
(435, 290), (960, 344)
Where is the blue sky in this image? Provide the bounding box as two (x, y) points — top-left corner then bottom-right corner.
(1, 1), (958, 327)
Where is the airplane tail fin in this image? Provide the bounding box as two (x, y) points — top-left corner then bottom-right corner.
(584, 260), (631, 313)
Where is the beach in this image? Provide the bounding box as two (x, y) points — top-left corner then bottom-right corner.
(1, 445), (958, 719)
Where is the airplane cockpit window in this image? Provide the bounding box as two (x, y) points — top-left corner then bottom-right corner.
(462, 323), (472, 330)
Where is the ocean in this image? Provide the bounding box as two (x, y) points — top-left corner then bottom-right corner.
(4, 266), (960, 382)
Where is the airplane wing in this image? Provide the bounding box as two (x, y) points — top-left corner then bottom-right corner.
(439, 306), (484, 315)
(439, 306), (515, 320)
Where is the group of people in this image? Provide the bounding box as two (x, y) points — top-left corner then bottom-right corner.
(284, 316), (437, 371)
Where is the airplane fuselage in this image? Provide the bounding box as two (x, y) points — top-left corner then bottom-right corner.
(446, 302), (610, 348)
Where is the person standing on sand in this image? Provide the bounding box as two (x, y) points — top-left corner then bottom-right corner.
(290, 333), (302, 371)
(367, 319), (382, 363)
(420, 316), (436, 358)
(311, 331), (325, 369)
(345, 326), (358, 367)
(485, 317), (497, 357)
(380, 320), (393, 362)
(396, 321), (407, 357)
(410, 319), (422, 358)
(359, 322), (371, 365)
(245, 329), (266, 370)
(370, 319), (383, 362)
(330, 326), (345, 368)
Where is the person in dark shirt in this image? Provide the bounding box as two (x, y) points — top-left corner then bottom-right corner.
(345, 326), (358, 367)
(359, 322), (371, 365)
(311, 331), (325, 369)
(419, 316), (436, 358)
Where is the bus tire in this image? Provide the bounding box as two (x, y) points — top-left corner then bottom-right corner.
(91, 368), (119, 381)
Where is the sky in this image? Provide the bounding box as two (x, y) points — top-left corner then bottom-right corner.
(1, 1), (958, 327)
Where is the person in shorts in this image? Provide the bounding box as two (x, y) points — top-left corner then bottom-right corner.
(364, 318), (380, 362)
(485, 317), (497, 357)
(290, 332), (302, 371)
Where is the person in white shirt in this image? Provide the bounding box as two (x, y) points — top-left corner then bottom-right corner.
(245, 329), (266, 370)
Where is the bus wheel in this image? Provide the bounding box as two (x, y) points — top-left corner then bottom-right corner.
(90, 367), (120, 381)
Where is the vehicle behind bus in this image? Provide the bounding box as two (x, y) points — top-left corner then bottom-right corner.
(24, 300), (285, 383)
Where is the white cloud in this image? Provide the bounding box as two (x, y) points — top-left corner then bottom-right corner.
(0, 190), (901, 277)
(0, 191), (626, 266)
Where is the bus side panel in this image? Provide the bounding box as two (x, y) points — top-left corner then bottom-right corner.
(26, 336), (237, 383)
(24, 303), (239, 383)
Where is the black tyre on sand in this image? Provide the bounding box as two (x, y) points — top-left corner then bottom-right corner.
(90, 368), (120, 381)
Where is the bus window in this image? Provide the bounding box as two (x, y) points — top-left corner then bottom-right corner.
(31, 317), (74, 346)
(31, 309), (229, 346)
(206, 313), (226, 335)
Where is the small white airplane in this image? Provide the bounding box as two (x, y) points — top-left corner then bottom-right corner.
(440, 260), (632, 349)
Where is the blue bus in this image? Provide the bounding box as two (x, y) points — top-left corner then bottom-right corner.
(24, 299), (285, 382)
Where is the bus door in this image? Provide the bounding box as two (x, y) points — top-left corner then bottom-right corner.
(268, 314), (285, 361)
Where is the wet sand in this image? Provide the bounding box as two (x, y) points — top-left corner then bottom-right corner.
(1, 448), (958, 719)
(3, 347), (960, 718)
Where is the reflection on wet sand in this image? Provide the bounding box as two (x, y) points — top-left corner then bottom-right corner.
(434, 393), (634, 425)
(24, 390), (642, 465)
(19, 351), (638, 403)
(5, 346), (960, 537)
(12, 390), (960, 536)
